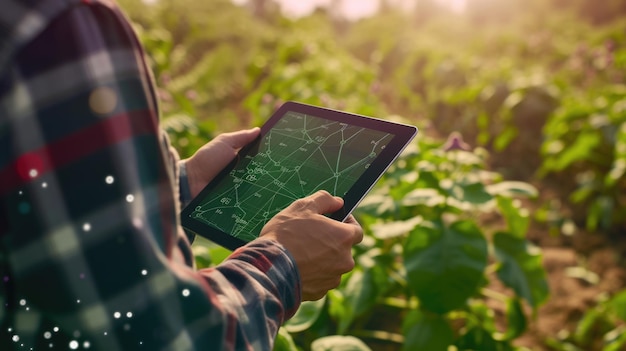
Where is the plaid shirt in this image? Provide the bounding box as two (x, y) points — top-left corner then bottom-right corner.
(0, 1), (301, 350)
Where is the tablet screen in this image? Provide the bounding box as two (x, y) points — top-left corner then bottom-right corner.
(182, 102), (417, 250)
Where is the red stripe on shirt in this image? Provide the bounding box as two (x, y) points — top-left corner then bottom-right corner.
(0, 110), (156, 195)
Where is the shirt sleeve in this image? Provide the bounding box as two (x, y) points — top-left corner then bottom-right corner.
(0, 1), (301, 350)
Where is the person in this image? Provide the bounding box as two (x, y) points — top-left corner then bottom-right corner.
(0, 0), (363, 349)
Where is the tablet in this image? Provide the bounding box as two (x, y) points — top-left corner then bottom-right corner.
(181, 101), (417, 250)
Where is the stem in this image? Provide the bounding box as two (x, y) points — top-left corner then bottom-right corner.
(481, 287), (510, 302)
(381, 296), (418, 310)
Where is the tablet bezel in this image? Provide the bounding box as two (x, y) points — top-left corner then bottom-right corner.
(181, 101), (417, 250)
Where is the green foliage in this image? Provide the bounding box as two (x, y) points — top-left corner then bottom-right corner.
(117, 0), (626, 349)
(332, 137), (545, 350)
(547, 290), (626, 351)
(404, 219), (488, 314)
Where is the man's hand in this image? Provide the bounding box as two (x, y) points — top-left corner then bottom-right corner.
(182, 128), (260, 198)
(258, 190), (364, 301)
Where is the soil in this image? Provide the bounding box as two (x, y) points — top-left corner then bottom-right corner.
(512, 219), (626, 350)
(487, 175), (626, 350)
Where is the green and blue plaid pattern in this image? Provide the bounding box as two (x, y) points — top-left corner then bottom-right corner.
(0, 1), (301, 349)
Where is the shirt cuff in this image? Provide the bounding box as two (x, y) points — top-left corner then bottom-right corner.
(230, 239), (302, 321)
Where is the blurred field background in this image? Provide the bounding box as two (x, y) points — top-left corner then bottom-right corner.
(118, 0), (626, 350)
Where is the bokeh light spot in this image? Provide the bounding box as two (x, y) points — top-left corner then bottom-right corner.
(16, 152), (44, 181)
(88, 87), (118, 115)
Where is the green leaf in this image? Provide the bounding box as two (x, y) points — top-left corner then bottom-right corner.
(504, 298), (527, 340)
(284, 297), (326, 333)
(494, 126), (518, 151)
(208, 244), (231, 265)
(336, 250), (392, 333)
(573, 308), (606, 345)
(548, 132), (601, 171)
(273, 327), (298, 351)
(604, 326), (626, 351)
(486, 181), (538, 198)
(370, 216), (423, 240)
(457, 327), (514, 351)
(404, 220), (488, 313)
(607, 289), (626, 322)
(452, 182), (493, 204)
(493, 232), (549, 309)
(402, 310), (454, 351)
(334, 268), (380, 334)
(586, 196), (614, 231)
(496, 197), (530, 238)
(311, 335), (372, 351)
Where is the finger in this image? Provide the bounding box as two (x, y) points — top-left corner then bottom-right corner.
(218, 127), (260, 150)
(344, 215), (364, 245)
(305, 190), (344, 214)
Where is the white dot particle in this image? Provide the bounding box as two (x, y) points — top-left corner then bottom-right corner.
(7, 328), (12, 332)
(69, 340), (79, 349)
(132, 218), (143, 228)
(12, 335), (19, 342)
(182, 289), (190, 297)
(26, 307), (29, 311)
(126, 312), (133, 318)
(77, 299), (81, 304)
(114, 311), (121, 319)
(29, 169), (38, 178)
(126, 194), (134, 203)
(44, 332), (51, 339)
(105, 175), (114, 184)
(42, 182), (48, 188)
(83, 223), (91, 232)
(53, 327), (59, 332)
(49, 343), (53, 348)
(104, 332), (108, 336)
(19, 299), (26, 306)
(18, 191), (23, 195)
(84, 341), (91, 348)
(141, 269), (148, 276)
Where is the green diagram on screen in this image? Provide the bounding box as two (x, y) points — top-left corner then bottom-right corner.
(190, 111), (392, 242)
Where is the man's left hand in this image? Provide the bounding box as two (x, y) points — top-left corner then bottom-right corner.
(182, 128), (260, 198)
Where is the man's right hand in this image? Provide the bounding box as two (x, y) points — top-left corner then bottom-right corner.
(258, 190), (363, 301)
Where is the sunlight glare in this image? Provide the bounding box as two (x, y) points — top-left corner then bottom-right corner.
(230, 0), (468, 18)
(337, 0), (380, 21)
